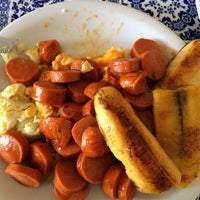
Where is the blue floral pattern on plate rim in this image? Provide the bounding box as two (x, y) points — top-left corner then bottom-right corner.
(0, 0), (200, 42)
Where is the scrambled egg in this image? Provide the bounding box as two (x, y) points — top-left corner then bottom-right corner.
(0, 83), (54, 139)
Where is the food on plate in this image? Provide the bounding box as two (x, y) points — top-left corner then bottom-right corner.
(53, 158), (88, 194)
(5, 163), (42, 187)
(5, 57), (40, 86)
(0, 83), (54, 139)
(153, 85), (200, 188)
(102, 163), (125, 199)
(157, 39), (200, 88)
(94, 86), (181, 194)
(0, 37), (200, 199)
(29, 140), (53, 176)
(0, 130), (29, 164)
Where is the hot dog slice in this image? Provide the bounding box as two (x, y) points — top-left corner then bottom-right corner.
(119, 70), (147, 95)
(140, 50), (166, 81)
(32, 80), (67, 107)
(117, 172), (136, 200)
(29, 140), (53, 176)
(109, 58), (140, 73)
(67, 80), (90, 103)
(40, 117), (72, 148)
(71, 58), (102, 81)
(84, 81), (108, 99)
(52, 139), (81, 159)
(82, 99), (95, 117)
(38, 39), (61, 65)
(50, 69), (81, 83)
(76, 153), (114, 184)
(59, 102), (83, 122)
(131, 38), (162, 58)
(53, 158), (87, 195)
(54, 184), (89, 200)
(81, 125), (110, 158)
(5, 57), (40, 86)
(102, 163), (125, 199)
(71, 115), (97, 147)
(5, 163), (42, 187)
(124, 89), (153, 110)
(0, 130), (29, 164)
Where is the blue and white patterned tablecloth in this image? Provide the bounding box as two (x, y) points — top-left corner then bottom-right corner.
(0, 0), (200, 43)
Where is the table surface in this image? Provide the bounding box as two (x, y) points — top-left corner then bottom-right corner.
(1, 0), (200, 43)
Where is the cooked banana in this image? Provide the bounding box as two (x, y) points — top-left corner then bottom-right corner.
(153, 85), (200, 188)
(94, 86), (181, 194)
(157, 39), (200, 89)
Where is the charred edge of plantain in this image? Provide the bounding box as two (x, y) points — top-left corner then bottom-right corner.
(96, 87), (175, 192)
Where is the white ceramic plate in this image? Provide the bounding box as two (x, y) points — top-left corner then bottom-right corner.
(196, 0), (200, 18)
(1, 0), (199, 200)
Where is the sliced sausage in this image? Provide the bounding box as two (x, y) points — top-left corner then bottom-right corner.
(117, 172), (136, 200)
(5, 163), (42, 187)
(50, 69), (81, 83)
(71, 115), (97, 147)
(131, 38), (162, 58)
(84, 81), (108, 99)
(29, 140), (53, 176)
(119, 70), (147, 95)
(32, 80), (67, 107)
(5, 57), (40, 86)
(59, 102), (83, 122)
(0, 130), (29, 164)
(81, 99), (95, 117)
(52, 139), (81, 159)
(38, 39), (61, 65)
(71, 58), (102, 81)
(76, 153), (114, 184)
(109, 57), (140, 73)
(54, 183), (89, 200)
(140, 50), (166, 81)
(102, 163), (125, 199)
(53, 158), (87, 195)
(67, 80), (90, 103)
(40, 117), (72, 148)
(124, 89), (153, 110)
(81, 125), (110, 158)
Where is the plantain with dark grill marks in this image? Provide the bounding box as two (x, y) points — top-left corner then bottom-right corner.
(94, 86), (181, 194)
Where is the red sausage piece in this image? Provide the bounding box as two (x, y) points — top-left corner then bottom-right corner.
(76, 153), (114, 184)
(40, 117), (72, 148)
(0, 130), (29, 164)
(53, 158), (87, 195)
(102, 163), (125, 199)
(131, 38), (162, 58)
(140, 50), (166, 81)
(32, 80), (67, 107)
(119, 70), (147, 95)
(5, 57), (40, 86)
(67, 80), (90, 103)
(5, 163), (42, 187)
(117, 172), (136, 200)
(59, 102), (83, 122)
(50, 69), (81, 83)
(52, 139), (81, 159)
(38, 39), (61, 65)
(71, 115), (97, 147)
(81, 125), (110, 158)
(109, 58), (140, 73)
(29, 140), (53, 176)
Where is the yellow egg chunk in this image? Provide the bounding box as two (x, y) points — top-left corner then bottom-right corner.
(0, 83), (53, 139)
